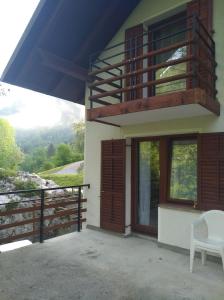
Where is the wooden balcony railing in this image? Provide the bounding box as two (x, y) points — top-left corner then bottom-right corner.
(0, 184), (90, 245)
(88, 14), (216, 109)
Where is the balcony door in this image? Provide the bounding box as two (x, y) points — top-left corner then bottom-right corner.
(132, 139), (160, 235)
(148, 12), (187, 96)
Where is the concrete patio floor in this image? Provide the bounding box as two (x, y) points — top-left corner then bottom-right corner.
(0, 229), (224, 300)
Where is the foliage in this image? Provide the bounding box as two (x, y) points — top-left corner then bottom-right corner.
(53, 143), (74, 166)
(20, 147), (48, 173)
(16, 126), (74, 154)
(47, 143), (55, 157)
(42, 161), (55, 171)
(18, 121), (85, 174)
(41, 173), (83, 187)
(0, 168), (16, 180)
(14, 179), (38, 191)
(0, 119), (23, 170)
(5, 201), (18, 211)
(72, 121), (85, 154)
(21, 142), (83, 173)
(73, 152), (84, 162)
(13, 179), (39, 197)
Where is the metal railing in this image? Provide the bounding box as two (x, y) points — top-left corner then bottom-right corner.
(88, 14), (216, 108)
(0, 184), (90, 245)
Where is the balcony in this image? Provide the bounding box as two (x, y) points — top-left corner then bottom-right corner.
(0, 229), (224, 299)
(87, 15), (220, 126)
(0, 184), (89, 245)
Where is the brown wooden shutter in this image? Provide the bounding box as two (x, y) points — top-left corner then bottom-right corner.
(198, 133), (224, 210)
(101, 139), (125, 233)
(187, 0), (213, 33)
(187, 0), (213, 92)
(125, 24), (143, 101)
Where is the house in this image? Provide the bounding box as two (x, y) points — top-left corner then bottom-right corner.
(2, 0), (224, 251)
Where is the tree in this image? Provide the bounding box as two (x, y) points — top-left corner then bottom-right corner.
(0, 119), (23, 170)
(73, 121), (85, 154)
(54, 144), (74, 166)
(47, 143), (55, 157)
(21, 147), (48, 173)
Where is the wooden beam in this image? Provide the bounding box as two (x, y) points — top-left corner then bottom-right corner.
(89, 56), (194, 89)
(89, 73), (193, 100)
(38, 48), (90, 82)
(90, 98), (112, 106)
(87, 88), (220, 121)
(89, 39), (194, 76)
(94, 120), (120, 127)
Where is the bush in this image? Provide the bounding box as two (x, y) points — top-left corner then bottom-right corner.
(0, 168), (16, 180)
(73, 153), (84, 162)
(5, 201), (19, 211)
(53, 144), (74, 166)
(13, 179), (39, 197)
(42, 161), (55, 171)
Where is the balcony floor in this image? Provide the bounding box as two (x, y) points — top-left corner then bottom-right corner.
(0, 229), (224, 300)
(87, 89), (220, 126)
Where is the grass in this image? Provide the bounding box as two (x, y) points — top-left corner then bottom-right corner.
(40, 173), (83, 187)
(38, 165), (68, 176)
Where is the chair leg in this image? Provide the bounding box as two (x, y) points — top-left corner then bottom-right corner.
(201, 250), (206, 266)
(190, 245), (195, 273)
(220, 249), (224, 272)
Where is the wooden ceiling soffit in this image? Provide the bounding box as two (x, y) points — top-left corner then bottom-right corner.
(38, 48), (90, 82)
(74, 0), (120, 63)
(16, 1), (64, 82)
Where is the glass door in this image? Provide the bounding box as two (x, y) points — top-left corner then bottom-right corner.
(149, 12), (187, 96)
(132, 139), (160, 235)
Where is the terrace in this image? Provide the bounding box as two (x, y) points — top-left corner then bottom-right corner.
(0, 184), (90, 245)
(87, 14), (220, 126)
(0, 229), (224, 300)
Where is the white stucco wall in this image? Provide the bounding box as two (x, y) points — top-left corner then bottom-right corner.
(84, 0), (224, 249)
(158, 206), (201, 249)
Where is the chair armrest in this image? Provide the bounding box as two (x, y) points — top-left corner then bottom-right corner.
(191, 218), (208, 240)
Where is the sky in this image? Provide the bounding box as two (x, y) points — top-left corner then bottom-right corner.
(0, 0), (85, 129)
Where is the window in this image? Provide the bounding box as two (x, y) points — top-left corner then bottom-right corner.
(169, 139), (197, 201)
(150, 12), (187, 95)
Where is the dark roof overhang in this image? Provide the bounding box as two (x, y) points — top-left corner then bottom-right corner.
(1, 0), (140, 105)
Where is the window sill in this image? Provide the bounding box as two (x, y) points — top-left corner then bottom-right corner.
(159, 203), (202, 213)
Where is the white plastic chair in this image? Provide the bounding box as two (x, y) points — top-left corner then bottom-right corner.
(190, 210), (224, 272)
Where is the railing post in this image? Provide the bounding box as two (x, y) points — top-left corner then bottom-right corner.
(77, 186), (81, 232)
(90, 88), (93, 109)
(39, 189), (45, 243)
(120, 68), (123, 103)
(192, 14), (199, 88)
(211, 39), (216, 99)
